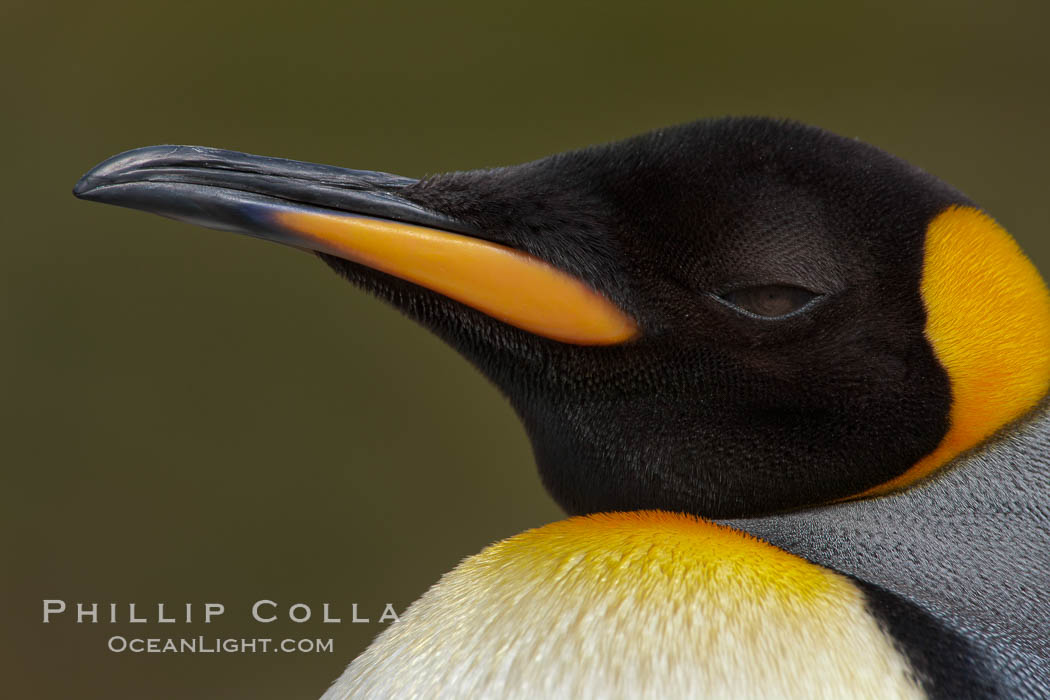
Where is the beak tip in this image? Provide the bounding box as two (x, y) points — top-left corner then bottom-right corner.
(72, 145), (188, 202)
(72, 175), (95, 199)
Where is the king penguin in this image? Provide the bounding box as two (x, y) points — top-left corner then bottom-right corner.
(74, 118), (1050, 699)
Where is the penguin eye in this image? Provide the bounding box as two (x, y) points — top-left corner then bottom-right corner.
(719, 284), (818, 318)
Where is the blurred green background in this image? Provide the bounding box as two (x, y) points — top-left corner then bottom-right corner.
(4, 1), (1049, 698)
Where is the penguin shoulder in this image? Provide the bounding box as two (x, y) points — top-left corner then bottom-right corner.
(324, 511), (925, 700)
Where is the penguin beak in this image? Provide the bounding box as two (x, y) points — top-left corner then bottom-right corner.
(73, 146), (637, 345)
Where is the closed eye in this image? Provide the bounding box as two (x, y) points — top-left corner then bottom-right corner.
(718, 284), (819, 318)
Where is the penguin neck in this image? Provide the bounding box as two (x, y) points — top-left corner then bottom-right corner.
(725, 396), (1050, 685)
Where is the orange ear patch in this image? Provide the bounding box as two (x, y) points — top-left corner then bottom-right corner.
(863, 205), (1050, 497)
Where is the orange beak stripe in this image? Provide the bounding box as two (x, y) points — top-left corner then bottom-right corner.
(275, 209), (639, 346)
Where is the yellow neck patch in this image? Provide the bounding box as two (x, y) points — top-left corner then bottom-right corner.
(488, 510), (834, 603)
(332, 511), (924, 699)
(864, 205), (1050, 496)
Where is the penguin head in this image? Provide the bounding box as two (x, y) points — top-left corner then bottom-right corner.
(74, 118), (1050, 517)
